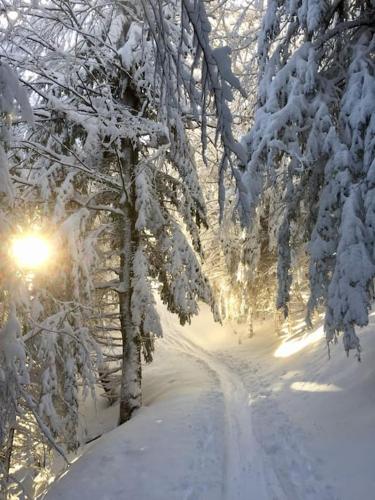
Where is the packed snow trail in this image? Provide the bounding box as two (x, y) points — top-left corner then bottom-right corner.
(45, 304), (375, 500)
(164, 327), (270, 500)
(161, 308), (334, 500)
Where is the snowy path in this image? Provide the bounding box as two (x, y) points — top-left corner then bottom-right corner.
(164, 317), (334, 500)
(165, 331), (269, 500)
(214, 351), (336, 500)
(45, 304), (375, 500)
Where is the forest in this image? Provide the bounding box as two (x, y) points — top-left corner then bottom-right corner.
(1, 1), (375, 499)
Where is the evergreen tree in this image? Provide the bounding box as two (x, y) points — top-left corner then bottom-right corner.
(243, 0), (375, 354)
(0, 4), (245, 481)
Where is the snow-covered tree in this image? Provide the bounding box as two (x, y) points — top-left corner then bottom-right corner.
(242, 0), (375, 354)
(0, 0), (245, 450)
(197, 0), (269, 331)
(0, 61), (44, 496)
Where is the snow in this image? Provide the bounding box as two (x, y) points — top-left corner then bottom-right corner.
(0, 308), (28, 382)
(45, 303), (375, 500)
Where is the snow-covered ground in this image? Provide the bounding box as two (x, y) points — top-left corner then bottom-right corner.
(45, 304), (375, 500)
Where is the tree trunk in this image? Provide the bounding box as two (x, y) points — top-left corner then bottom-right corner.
(275, 308), (283, 337)
(248, 307), (254, 338)
(4, 426), (15, 483)
(118, 138), (141, 425)
(115, 7), (143, 425)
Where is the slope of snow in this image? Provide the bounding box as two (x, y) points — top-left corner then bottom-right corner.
(45, 304), (375, 500)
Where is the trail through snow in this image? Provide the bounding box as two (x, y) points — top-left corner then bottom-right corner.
(161, 308), (334, 500)
(164, 322), (270, 500)
(45, 304), (375, 500)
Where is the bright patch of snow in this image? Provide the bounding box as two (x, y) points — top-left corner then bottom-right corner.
(273, 325), (324, 358)
(290, 381), (342, 393)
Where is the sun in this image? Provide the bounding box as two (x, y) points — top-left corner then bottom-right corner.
(11, 235), (51, 270)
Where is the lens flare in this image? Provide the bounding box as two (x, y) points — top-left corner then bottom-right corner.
(11, 235), (51, 270)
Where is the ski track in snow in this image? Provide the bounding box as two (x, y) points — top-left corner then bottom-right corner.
(216, 352), (337, 500)
(166, 333), (269, 500)
(162, 309), (336, 500)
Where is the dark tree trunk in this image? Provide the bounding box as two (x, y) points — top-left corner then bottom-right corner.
(118, 137), (141, 425)
(113, 5), (143, 425)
